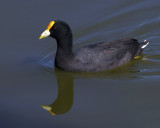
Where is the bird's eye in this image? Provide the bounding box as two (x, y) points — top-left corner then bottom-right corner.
(54, 27), (57, 30)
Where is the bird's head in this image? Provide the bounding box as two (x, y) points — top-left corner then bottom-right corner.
(39, 20), (71, 40)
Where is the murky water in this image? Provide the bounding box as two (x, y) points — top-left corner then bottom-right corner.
(1, 0), (160, 128)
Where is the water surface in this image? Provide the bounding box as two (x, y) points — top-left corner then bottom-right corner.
(1, 0), (160, 128)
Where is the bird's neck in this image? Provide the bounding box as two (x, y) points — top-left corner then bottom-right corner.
(56, 36), (73, 55)
(57, 38), (73, 55)
(55, 33), (74, 68)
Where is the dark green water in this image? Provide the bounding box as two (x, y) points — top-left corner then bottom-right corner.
(1, 0), (160, 128)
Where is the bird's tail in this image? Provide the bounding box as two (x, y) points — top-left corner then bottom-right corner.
(140, 40), (150, 49)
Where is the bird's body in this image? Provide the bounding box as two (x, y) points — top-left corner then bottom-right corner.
(39, 21), (149, 72)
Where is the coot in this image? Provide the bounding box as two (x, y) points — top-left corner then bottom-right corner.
(39, 21), (149, 72)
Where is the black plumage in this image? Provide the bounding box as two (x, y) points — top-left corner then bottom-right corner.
(40, 21), (149, 72)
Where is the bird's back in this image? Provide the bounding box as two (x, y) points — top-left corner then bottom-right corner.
(72, 38), (140, 72)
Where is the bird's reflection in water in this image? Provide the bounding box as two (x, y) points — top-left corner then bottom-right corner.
(41, 57), (142, 115)
(41, 69), (74, 115)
